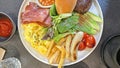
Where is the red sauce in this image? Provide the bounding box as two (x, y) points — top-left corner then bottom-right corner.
(0, 18), (13, 38)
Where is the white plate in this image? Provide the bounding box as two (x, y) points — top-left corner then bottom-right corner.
(18, 0), (103, 66)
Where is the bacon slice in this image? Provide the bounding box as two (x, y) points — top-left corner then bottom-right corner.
(44, 16), (52, 26)
(21, 2), (51, 27)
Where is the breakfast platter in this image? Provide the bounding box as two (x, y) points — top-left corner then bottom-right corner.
(18, 0), (103, 68)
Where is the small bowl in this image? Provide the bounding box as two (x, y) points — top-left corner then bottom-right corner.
(36, 0), (52, 8)
(0, 12), (16, 44)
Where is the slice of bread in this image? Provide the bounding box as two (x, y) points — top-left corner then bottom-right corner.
(55, 0), (77, 14)
(0, 48), (6, 60)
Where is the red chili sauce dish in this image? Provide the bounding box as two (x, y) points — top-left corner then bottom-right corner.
(0, 17), (13, 38)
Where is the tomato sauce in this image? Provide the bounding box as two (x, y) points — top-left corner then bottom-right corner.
(0, 18), (13, 38)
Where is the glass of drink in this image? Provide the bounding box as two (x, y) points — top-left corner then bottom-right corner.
(0, 57), (21, 68)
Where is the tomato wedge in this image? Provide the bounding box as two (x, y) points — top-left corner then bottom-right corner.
(78, 32), (96, 51)
(78, 41), (86, 50)
(85, 35), (96, 48)
(83, 32), (89, 40)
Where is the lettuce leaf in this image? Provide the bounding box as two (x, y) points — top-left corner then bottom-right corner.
(57, 13), (79, 33)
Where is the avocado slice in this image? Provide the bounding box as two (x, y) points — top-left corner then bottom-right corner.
(87, 12), (103, 23)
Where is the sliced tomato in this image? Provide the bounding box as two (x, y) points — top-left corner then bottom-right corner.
(85, 35), (96, 48)
(78, 41), (86, 50)
(82, 32), (89, 42)
(78, 32), (96, 50)
(83, 32), (89, 39)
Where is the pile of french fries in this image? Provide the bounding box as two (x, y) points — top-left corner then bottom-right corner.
(46, 32), (84, 68)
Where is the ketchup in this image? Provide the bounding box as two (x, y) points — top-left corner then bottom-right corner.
(0, 18), (13, 38)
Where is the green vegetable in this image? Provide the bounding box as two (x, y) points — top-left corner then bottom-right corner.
(50, 5), (72, 36)
(52, 13), (72, 36)
(53, 33), (69, 42)
(57, 13), (79, 33)
(49, 4), (102, 41)
(52, 13), (72, 25)
(44, 5), (73, 40)
(50, 4), (72, 24)
(77, 12), (101, 35)
(83, 13), (100, 31)
(87, 12), (103, 23)
(53, 13), (79, 42)
(88, 18), (100, 31)
(50, 4), (57, 17)
(53, 32), (74, 42)
(58, 13), (72, 19)
(78, 23), (97, 34)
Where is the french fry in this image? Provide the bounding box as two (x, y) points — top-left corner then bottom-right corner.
(56, 53), (61, 64)
(71, 32), (83, 61)
(56, 42), (65, 64)
(47, 40), (54, 57)
(65, 35), (72, 59)
(57, 38), (66, 46)
(56, 46), (66, 68)
(48, 37), (66, 62)
(48, 46), (58, 59)
(49, 50), (60, 64)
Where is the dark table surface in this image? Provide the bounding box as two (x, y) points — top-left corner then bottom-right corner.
(0, 0), (120, 68)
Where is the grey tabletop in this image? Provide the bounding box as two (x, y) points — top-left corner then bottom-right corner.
(0, 0), (120, 68)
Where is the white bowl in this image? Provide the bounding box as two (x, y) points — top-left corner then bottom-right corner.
(18, 0), (103, 66)
(36, 0), (52, 8)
